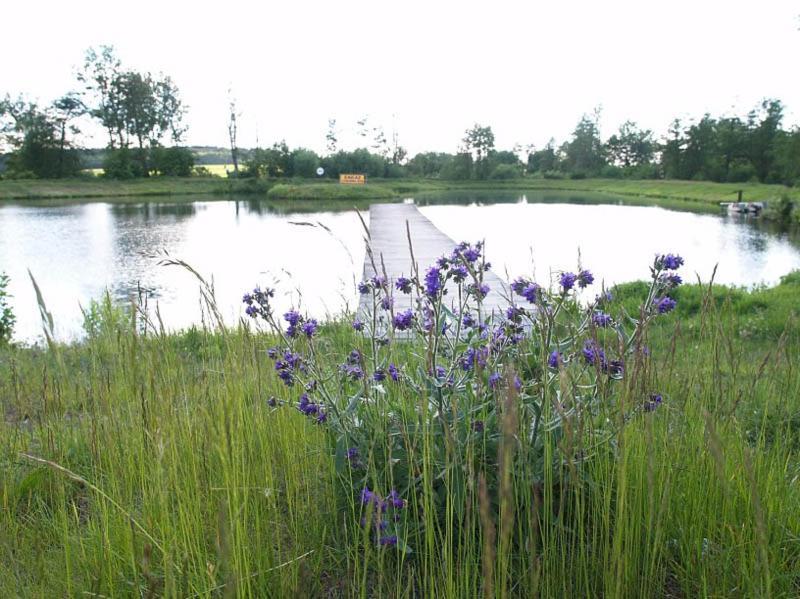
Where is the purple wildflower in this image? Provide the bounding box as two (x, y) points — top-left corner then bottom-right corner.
(395, 276), (412, 294)
(472, 420), (485, 433)
(560, 272), (578, 291)
(468, 282), (490, 299)
(380, 296), (394, 311)
(392, 309), (414, 331)
(387, 489), (406, 509)
(488, 371), (502, 389)
(388, 363), (399, 381)
(511, 277), (529, 295)
(578, 269), (594, 288)
(592, 311), (612, 327)
(301, 319), (318, 338)
(657, 254), (684, 270)
(371, 275), (387, 289)
(379, 535), (398, 547)
(644, 393), (663, 412)
(548, 350), (561, 369)
(373, 369), (386, 382)
(462, 312), (476, 328)
(522, 283), (539, 303)
(267, 347), (279, 360)
(352, 319), (364, 331)
(451, 264), (469, 283)
(424, 266), (443, 297)
(654, 296), (677, 314)
(582, 341), (606, 368)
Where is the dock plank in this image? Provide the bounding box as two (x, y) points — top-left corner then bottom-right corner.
(358, 203), (508, 320)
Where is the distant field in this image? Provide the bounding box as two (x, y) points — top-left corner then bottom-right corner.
(81, 164), (233, 177)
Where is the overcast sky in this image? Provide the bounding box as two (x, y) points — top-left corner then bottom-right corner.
(2, 0), (798, 155)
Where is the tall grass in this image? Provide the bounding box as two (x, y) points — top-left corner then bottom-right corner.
(1, 272), (799, 597)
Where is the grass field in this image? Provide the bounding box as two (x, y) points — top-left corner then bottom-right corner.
(1, 261), (799, 596)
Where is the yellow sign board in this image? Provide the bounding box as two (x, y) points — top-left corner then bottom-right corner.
(339, 173), (366, 185)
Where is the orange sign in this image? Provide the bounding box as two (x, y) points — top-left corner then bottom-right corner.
(339, 173), (366, 185)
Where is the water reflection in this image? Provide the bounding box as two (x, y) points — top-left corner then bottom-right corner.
(1, 191), (798, 343)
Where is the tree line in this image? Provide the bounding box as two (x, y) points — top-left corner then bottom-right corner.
(0, 46), (190, 179)
(1, 47), (798, 187)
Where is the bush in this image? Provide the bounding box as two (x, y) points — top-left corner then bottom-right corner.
(542, 170), (565, 179)
(102, 147), (147, 179)
(489, 163), (521, 180)
(600, 165), (624, 179)
(150, 146), (195, 177)
(439, 153), (473, 180)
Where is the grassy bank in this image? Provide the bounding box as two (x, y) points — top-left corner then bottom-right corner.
(1, 268), (799, 596)
(0, 176), (272, 201)
(3, 175), (797, 208)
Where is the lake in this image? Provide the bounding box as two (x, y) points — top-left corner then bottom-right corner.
(2, 190), (799, 342)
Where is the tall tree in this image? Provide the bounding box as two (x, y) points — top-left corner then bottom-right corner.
(227, 90), (240, 175)
(462, 124), (495, 179)
(748, 99), (783, 182)
(605, 121), (654, 167)
(564, 113), (605, 174)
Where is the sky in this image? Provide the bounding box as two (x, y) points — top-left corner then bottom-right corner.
(1, 0), (798, 155)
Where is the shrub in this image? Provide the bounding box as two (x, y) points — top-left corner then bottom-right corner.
(488, 163), (521, 180)
(102, 147), (147, 179)
(542, 170), (565, 179)
(150, 146), (195, 177)
(290, 148), (321, 178)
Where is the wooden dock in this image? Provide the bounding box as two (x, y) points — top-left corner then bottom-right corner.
(358, 203), (508, 320)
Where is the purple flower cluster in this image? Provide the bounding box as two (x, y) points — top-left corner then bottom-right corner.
(654, 296), (677, 314)
(644, 393), (663, 412)
(242, 286), (276, 319)
(451, 241), (483, 264)
(656, 254), (684, 270)
(578, 269), (594, 288)
(467, 282), (490, 299)
(395, 276), (413, 294)
(488, 371), (502, 389)
(460, 345), (488, 371)
(272, 350), (304, 387)
(360, 487), (407, 548)
(392, 309), (414, 331)
(282, 310), (317, 339)
(592, 311), (613, 327)
(388, 363), (400, 381)
(297, 393), (326, 423)
(582, 340), (607, 369)
(548, 350), (562, 369)
(340, 350), (364, 381)
(511, 278), (539, 303)
(560, 272), (578, 291)
(352, 318), (364, 332)
(424, 266), (443, 297)
(380, 296), (394, 311)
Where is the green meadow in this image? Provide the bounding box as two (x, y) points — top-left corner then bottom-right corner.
(1, 271), (799, 597)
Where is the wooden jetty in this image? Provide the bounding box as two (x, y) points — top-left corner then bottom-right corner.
(358, 203), (509, 321)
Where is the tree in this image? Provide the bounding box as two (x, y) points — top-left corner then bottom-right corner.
(0, 95), (81, 178)
(605, 121), (654, 167)
(462, 124), (495, 179)
(527, 139), (559, 173)
(227, 90), (240, 176)
(660, 119), (686, 179)
(564, 113), (605, 175)
(79, 45), (186, 174)
(52, 94), (85, 177)
(748, 99), (783, 182)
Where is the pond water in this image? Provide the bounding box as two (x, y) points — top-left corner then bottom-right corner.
(1, 190), (799, 343)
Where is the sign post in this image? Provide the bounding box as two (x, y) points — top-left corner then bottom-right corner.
(339, 174), (366, 185)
